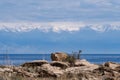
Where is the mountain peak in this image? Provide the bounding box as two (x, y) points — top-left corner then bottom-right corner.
(0, 22), (120, 33)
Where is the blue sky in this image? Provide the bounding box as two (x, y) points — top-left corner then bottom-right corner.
(0, 0), (120, 54)
(0, 0), (120, 22)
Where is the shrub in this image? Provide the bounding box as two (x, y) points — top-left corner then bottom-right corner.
(65, 55), (76, 67)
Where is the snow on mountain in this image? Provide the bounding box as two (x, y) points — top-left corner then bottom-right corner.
(0, 22), (120, 32)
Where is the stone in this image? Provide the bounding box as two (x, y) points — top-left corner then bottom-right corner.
(38, 64), (64, 77)
(51, 52), (68, 61)
(50, 61), (69, 69)
(21, 60), (48, 67)
(104, 62), (120, 70)
(0, 68), (5, 72)
(65, 67), (100, 80)
(13, 67), (39, 77)
(0, 68), (13, 72)
(115, 66), (120, 72)
(75, 59), (99, 68)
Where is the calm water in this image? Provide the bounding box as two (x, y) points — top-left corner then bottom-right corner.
(0, 54), (120, 65)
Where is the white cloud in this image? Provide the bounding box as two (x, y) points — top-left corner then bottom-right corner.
(0, 22), (120, 32)
(84, 0), (112, 6)
(0, 0), (120, 22)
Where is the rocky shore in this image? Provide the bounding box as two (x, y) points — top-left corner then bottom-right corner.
(0, 59), (120, 80)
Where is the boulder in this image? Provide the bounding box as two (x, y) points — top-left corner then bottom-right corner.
(51, 52), (68, 61)
(104, 62), (120, 70)
(50, 61), (69, 69)
(21, 60), (48, 67)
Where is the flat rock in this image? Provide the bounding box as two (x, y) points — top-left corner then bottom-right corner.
(75, 59), (99, 68)
(21, 60), (48, 67)
(38, 64), (64, 77)
(50, 61), (69, 69)
(0, 67), (13, 72)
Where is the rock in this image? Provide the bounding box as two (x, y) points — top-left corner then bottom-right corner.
(65, 66), (99, 74)
(38, 64), (64, 77)
(115, 66), (120, 72)
(42, 64), (60, 70)
(104, 62), (120, 70)
(51, 52), (68, 61)
(3, 68), (13, 72)
(0, 77), (4, 80)
(13, 67), (39, 77)
(21, 60), (48, 67)
(65, 67), (100, 80)
(112, 71), (120, 79)
(0, 68), (5, 72)
(75, 59), (99, 68)
(0, 67), (13, 72)
(93, 65), (120, 80)
(93, 65), (115, 75)
(50, 61), (69, 69)
(0, 60), (119, 79)
(102, 76), (115, 80)
(27, 67), (37, 73)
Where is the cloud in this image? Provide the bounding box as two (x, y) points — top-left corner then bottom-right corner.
(0, 0), (120, 22)
(0, 22), (120, 32)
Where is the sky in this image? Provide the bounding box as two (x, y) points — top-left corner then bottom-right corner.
(0, 0), (120, 54)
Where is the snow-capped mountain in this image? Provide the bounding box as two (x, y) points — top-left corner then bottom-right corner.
(0, 22), (120, 54)
(0, 22), (120, 33)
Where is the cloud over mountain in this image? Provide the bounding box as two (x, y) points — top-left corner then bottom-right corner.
(0, 22), (120, 32)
